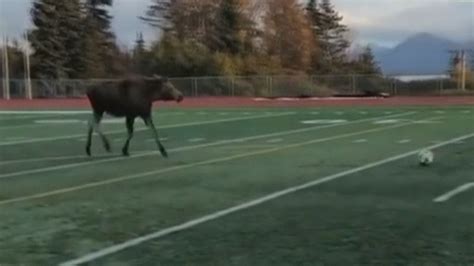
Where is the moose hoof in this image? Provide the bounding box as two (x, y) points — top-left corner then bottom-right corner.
(159, 147), (168, 158)
(104, 143), (111, 153)
(122, 148), (129, 157)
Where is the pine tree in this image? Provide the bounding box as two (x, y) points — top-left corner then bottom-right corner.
(132, 32), (149, 74)
(30, 0), (66, 78)
(213, 0), (243, 54)
(82, 0), (117, 78)
(316, 0), (349, 73)
(357, 46), (380, 74)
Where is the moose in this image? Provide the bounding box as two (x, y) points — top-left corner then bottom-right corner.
(85, 75), (183, 157)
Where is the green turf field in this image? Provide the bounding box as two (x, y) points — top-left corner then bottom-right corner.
(0, 106), (473, 265)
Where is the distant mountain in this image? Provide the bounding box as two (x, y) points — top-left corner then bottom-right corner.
(373, 33), (467, 75)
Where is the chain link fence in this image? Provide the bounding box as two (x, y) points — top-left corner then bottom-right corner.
(0, 75), (470, 99)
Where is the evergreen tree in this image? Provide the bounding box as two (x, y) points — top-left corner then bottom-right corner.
(30, 0), (84, 78)
(132, 32), (149, 74)
(357, 46), (380, 74)
(81, 0), (117, 78)
(315, 0), (349, 73)
(213, 0), (242, 54)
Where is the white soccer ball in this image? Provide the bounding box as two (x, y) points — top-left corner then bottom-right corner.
(418, 149), (434, 166)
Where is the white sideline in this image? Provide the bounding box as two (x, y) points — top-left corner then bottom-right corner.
(0, 110), (91, 115)
(0, 117), (441, 206)
(0, 112), (295, 146)
(433, 182), (474, 203)
(0, 154), (115, 166)
(0, 112), (414, 179)
(59, 132), (474, 266)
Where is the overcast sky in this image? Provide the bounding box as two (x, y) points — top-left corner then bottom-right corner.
(0, 0), (473, 48)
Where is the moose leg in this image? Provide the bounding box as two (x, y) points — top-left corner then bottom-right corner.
(86, 111), (111, 155)
(122, 116), (135, 156)
(85, 122), (94, 156)
(143, 116), (168, 158)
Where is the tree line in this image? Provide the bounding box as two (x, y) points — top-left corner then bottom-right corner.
(5, 0), (382, 79)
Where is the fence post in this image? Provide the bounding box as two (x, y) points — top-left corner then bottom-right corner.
(351, 74), (356, 93)
(193, 78), (198, 97)
(439, 79), (443, 95)
(231, 76), (235, 97)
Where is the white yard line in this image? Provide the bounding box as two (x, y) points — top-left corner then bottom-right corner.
(59, 132), (474, 266)
(0, 112), (415, 179)
(0, 154), (115, 166)
(433, 182), (474, 203)
(266, 138), (284, 143)
(0, 110), (91, 115)
(0, 117), (433, 206)
(397, 139), (412, 144)
(0, 112), (295, 146)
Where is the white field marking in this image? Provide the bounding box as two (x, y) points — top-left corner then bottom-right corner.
(412, 120), (442, 124)
(59, 132), (474, 266)
(188, 138), (206, 143)
(335, 111), (344, 115)
(397, 139), (412, 144)
(0, 112), (415, 179)
(433, 182), (474, 203)
(0, 116), (434, 205)
(384, 111), (393, 115)
(77, 138), (87, 142)
(4, 137), (27, 141)
(453, 140), (465, 145)
(197, 112), (208, 115)
(0, 112), (295, 146)
(243, 112), (252, 115)
(146, 137), (168, 142)
(301, 119), (347, 125)
(310, 111), (320, 115)
(0, 110), (91, 115)
(359, 111), (368, 115)
(35, 119), (84, 124)
(461, 110), (471, 114)
(0, 114), (60, 121)
(373, 119), (400, 125)
(0, 154), (115, 166)
(266, 138), (283, 143)
(434, 110), (446, 114)
(352, 139), (368, 143)
(219, 112), (229, 115)
(101, 119), (125, 124)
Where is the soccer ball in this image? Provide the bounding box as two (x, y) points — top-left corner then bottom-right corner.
(418, 149), (434, 166)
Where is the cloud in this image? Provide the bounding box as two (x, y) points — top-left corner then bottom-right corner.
(335, 0), (473, 46)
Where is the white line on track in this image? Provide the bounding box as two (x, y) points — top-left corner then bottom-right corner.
(58, 132), (474, 266)
(266, 138), (283, 143)
(433, 182), (474, 203)
(0, 112), (415, 179)
(352, 139), (368, 143)
(0, 154), (115, 166)
(0, 112), (295, 146)
(0, 110), (91, 115)
(188, 138), (206, 143)
(0, 116), (434, 206)
(397, 139), (411, 144)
